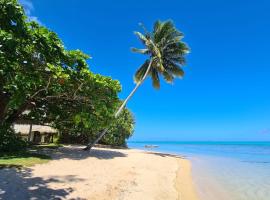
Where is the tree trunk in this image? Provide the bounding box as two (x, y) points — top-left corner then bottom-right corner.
(28, 123), (33, 142)
(83, 59), (153, 150)
(0, 92), (10, 124)
(5, 101), (30, 124)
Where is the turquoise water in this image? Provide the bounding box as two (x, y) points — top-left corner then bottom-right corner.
(128, 141), (270, 200)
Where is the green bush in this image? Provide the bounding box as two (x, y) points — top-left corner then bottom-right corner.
(100, 108), (135, 147)
(0, 125), (27, 152)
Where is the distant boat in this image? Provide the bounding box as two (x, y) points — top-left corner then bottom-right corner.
(144, 145), (159, 148)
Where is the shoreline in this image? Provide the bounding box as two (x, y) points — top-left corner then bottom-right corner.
(175, 158), (199, 200)
(0, 145), (199, 200)
(127, 148), (199, 200)
(128, 147), (199, 200)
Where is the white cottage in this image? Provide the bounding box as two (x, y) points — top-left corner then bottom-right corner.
(14, 124), (58, 143)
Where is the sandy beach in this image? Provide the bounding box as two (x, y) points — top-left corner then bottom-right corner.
(0, 146), (198, 200)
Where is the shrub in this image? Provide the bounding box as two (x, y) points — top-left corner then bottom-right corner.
(0, 125), (27, 152)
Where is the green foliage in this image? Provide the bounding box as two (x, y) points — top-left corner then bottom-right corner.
(132, 20), (190, 89)
(58, 108), (135, 147)
(0, 0), (131, 148)
(100, 108), (135, 147)
(0, 125), (27, 152)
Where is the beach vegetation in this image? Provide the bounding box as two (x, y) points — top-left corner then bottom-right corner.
(58, 108), (134, 147)
(0, 0), (134, 151)
(0, 151), (51, 168)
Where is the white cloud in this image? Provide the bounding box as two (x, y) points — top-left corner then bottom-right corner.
(19, 0), (42, 24)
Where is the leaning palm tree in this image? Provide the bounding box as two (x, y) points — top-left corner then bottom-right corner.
(84, 20), (189, 150)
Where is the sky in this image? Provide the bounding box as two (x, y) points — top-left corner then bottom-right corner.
(19, 0), (270, 141)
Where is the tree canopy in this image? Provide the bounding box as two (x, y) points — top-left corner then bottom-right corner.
(0, 0), (134, 150)
(132, 21), (189, 89)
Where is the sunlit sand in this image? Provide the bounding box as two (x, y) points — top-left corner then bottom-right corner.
(0, 146), (198, 200)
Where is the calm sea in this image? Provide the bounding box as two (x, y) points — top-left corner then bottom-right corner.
(127, 141), (270, 200)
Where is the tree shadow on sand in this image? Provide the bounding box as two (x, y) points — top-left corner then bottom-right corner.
(30, 146), (127, 161)
(0, 167), (86, 200)
(0, 147), (127, 200)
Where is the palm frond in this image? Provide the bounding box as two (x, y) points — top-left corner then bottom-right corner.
(155, 21), (184, 45)
(153, 20), (173, 43)
(166, 61), (184, 77)
(139, 22), (151, 36)
(161, 36), (183, 51)
(134, 31), (149, 46)
(150, 68), (160, 89)
(131, 47), (149, 54)
(168, 56), (186, 65)
(134, 60), (150, 83)
(134, 31), (157, 55)
(164, 42), (189, 55)
(162, 70), (174, 83)
(153, 20), (162, 35)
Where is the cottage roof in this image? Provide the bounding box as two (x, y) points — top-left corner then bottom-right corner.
(14, 124), (58, 135)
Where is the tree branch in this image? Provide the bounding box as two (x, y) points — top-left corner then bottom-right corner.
(30, 77), (52, 99)
(73, 82), (84, 99)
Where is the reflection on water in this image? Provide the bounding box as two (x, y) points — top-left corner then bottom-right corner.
(128, 141), (270, 200)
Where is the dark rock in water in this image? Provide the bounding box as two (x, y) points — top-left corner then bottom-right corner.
(144, 145), (159, 148)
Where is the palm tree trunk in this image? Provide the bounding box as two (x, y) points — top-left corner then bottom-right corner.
(83, 59), (153, 150)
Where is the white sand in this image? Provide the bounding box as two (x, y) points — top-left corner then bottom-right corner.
(0, 146), (199, 200)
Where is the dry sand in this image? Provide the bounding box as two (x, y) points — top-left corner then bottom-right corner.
(0, 146), (199, 200)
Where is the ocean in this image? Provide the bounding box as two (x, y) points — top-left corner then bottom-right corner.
(127, 141), (270, 200)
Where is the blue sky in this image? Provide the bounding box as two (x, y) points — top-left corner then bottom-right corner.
(20, 0), (270, 141)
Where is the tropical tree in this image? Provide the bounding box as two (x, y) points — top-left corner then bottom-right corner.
(57, 107), (134, 147)
(0, 0), (121, 127)
(0, 0), (123, 151)
(84, 20), (190, 150)
(100, 108), (135, 147)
